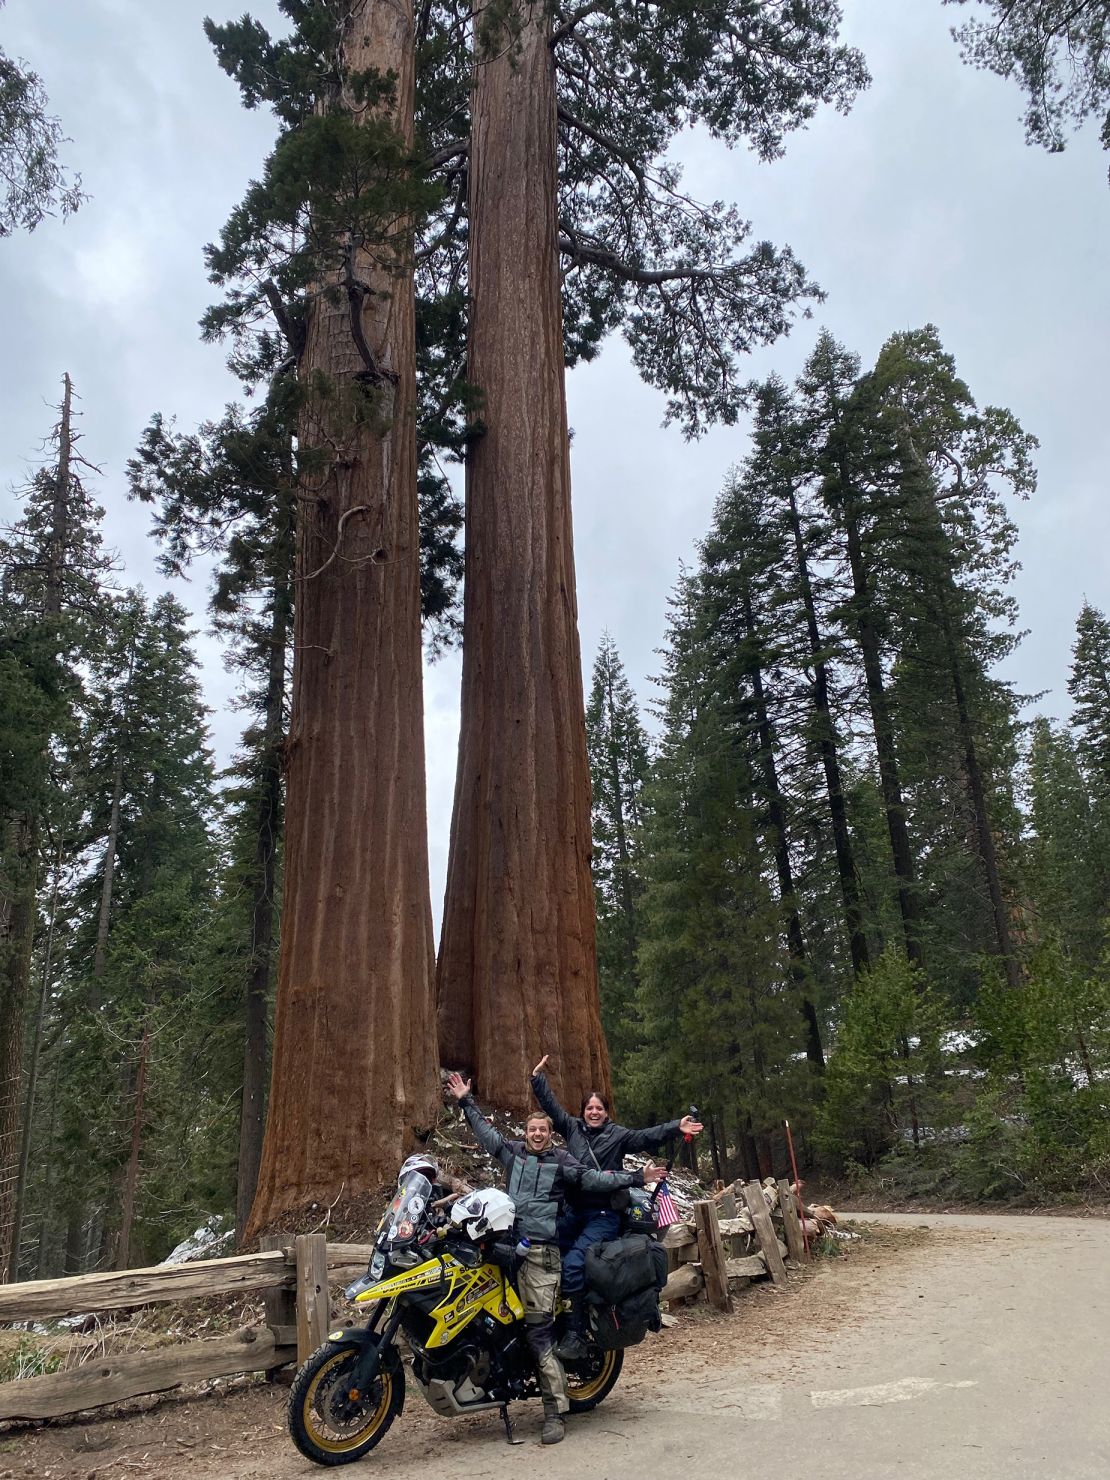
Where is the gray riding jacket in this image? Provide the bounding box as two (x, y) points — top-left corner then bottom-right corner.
(458, 1093), (644, 1244)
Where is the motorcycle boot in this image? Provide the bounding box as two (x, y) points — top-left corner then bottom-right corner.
(541, 1397), (566, 1445)
(554, 1292), (588, 1362)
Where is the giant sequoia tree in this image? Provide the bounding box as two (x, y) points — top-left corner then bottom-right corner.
(436, 0), (868, 1111)
(205, 0), (442, 1227)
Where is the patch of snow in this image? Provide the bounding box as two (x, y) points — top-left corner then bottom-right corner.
(161, 1214), (234, 1265)
(940, 1029), (979, 1054)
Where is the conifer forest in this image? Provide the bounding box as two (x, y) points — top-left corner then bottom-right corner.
(2, 0), (1109, 1283)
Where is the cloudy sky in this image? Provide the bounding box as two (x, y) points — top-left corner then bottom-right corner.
(3, 0), (1108, 922)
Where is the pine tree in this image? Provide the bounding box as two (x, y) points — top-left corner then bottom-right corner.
(585, 634), (651, 1090)
(1026, 718), (1106, 973)
(631, 571), (812, 1171)
(1069, 601), (1110, 799)
(750, 376), (872, 980)
(868, 326), (1034, 992)
(62, 592), (217, 1269)
(1068, 601), (1110, 927)
(798, 333), (927, 966)
(698, 468), (827, 1068)
(128, 402), (294, 1239)
(0, 375), (111, 1280)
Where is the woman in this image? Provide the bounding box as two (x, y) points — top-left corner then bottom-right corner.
(530, 1055), (702, 1360)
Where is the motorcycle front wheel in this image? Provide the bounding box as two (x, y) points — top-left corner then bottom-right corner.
(565, 1345), (623, 1413)
(288, 1340), (404, 1466)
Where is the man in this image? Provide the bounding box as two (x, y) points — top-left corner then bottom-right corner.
(446, 1070), (664, 1445)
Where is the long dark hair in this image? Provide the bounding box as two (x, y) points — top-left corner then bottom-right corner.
(579, 1090), (610, 1118)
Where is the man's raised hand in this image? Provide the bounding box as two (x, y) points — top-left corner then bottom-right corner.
(679, 1115), (703, 1137)
(446, 1071), (471, 1101)
(532, 1054), (549, 1076)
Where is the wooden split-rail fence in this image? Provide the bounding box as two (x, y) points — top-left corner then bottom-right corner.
(659, 1179), (810, 1312)
(0, 1233), (369, 1422)
(0, 1179), (810, 1423)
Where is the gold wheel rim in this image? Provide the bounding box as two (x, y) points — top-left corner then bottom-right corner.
(567, 1348), (617, 1402)
(302, 1349), (393, 1454)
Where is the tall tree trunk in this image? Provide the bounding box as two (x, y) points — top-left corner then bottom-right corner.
(741, 586), (824, 1069)
(247, 0), (438, 1235)
(34, 1068), (58, 1279)
(92, 752), (124, 989)
(784, 483), (871, 975)
(8, 845), (62, 1280)
(236, 516), (292, 1242)
(0, 375), (74, 1281)
(436, 0), (610, 1115)
(65, 1209), (87, 1274)
(841, 473), (923, 965)
(115, 1026), (150, 1271)
(603, 666), (641, 998)
(707, 1112), (724, 1182)
(940, 605), (1022, 989)
(0, 817), (38, 1281)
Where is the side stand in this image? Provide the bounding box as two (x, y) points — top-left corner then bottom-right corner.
(500, 1403), (524, 1444)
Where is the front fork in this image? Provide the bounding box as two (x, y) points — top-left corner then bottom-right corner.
(346, 1300), (401, 1394)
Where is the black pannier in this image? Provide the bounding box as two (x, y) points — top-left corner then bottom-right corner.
(584, 1233), (666, 1351)
(588, 1283), (660, 1350)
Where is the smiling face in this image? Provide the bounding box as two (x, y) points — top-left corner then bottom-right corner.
(582, 1094), (608, 1129)
(525, 1114), (553, 1152)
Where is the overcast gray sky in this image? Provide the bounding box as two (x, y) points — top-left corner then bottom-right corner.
(3, 0), (1108, 924)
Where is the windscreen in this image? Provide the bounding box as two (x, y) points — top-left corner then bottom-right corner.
(384, 1171), (432, 1247)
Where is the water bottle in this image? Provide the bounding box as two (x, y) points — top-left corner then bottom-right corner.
(515, 1235), (531, 1258)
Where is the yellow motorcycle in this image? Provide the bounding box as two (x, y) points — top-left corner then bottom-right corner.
(288, 1165), (623, 1465)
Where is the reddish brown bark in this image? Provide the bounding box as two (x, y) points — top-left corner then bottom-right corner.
(247, 0), (438, 1236)
(436, 0), (610, 1116)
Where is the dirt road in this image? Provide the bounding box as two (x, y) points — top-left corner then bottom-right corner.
(8, 1213), (1109, 1479)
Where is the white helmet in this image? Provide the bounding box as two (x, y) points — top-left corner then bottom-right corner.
(449, 1188), (516, 1241)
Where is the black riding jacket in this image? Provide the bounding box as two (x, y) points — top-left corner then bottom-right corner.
(458, 1093), (644, 1244)
(531, 1072), (682, 1213)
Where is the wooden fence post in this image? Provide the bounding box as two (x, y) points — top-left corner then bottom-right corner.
(295, 1233), (329, 1363)
(740, 1182), (787, 1286)
(776, 1179), (808, 1263)
(692, 1200), (732, 1312)
(261, 1235), (297, 1378)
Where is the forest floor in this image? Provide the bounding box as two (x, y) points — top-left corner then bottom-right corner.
(8, 1211), (1110, 1479)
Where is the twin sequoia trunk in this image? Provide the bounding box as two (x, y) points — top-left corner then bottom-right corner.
(247, 0), (438, 1235)
(437, 0), (610, 1115)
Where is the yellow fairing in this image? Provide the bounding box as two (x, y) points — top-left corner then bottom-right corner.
(355, 1253), (525, 1348)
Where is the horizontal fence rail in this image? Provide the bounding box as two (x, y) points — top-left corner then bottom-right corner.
(0, 1235), (376, 1422)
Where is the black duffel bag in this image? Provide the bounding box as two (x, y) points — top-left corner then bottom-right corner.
(584, 1232), (657, 1304)
(584, 1233), (665, 1351)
